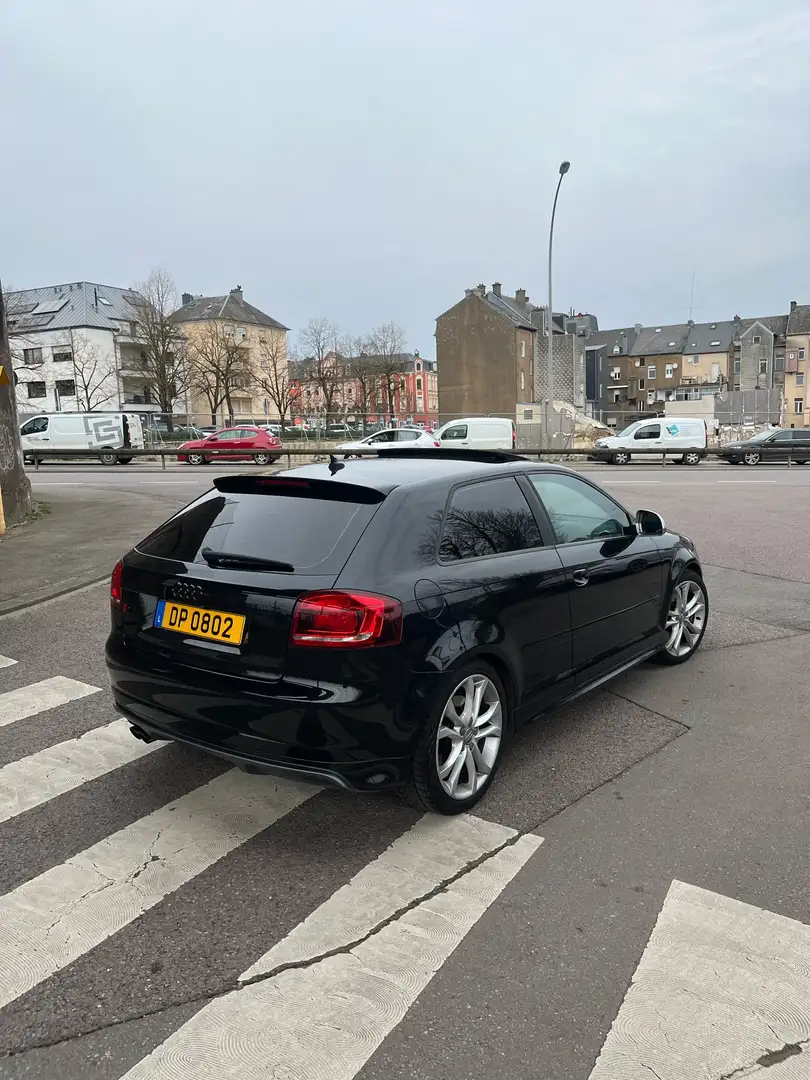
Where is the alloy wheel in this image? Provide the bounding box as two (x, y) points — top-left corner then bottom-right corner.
(743, 451), (760, 466)
(435, 674), (503, 801)
(187, 453), (205, 466)
(683, 452), (701, 466)
(665, 579), (707, 659)
(254, 453), (270, 465)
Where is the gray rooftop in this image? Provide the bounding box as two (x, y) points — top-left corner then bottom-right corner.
(787, 304), (810, 336)
(170, 289), (288, 331)
(5, 281), (145, 334)
(682, 320), (736, 354)
(584, 327), (639, 355)
(736, 314), (788, 339)
(629, 323), (691, 356)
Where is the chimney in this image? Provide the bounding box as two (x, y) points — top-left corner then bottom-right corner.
(477, 283), (486, 295)
(791, 300), (797, 313)
(181, 292), (193, 305)
(515, 288), (527, 305)
(491, 282), (502, 297)
(634, 323), (642, 334)
(230, 285), (243, 302)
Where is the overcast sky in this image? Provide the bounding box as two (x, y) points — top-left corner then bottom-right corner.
(2, 0), (808, 354)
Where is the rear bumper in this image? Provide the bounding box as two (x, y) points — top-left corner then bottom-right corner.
(106, 637), (420, 792)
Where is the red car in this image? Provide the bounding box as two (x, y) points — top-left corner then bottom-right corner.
(177, 426), (282, 466)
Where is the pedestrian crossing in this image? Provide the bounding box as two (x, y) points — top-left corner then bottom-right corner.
(0, 653), (544, 1077)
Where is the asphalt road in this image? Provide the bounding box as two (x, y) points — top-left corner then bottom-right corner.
(2, 468), (809, 1078)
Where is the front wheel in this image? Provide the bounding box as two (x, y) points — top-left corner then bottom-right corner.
(186, 452), (205, 466)
(611, 451), (630, 466)
(117, 456), (133, 465)
(653, 570), (708, 666)
(402, 662), (508, 814)
(743, 451), (761, 466)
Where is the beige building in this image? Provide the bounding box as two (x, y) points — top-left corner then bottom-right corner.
(170, 287), (288, 424)
(784, 303), (810, 428)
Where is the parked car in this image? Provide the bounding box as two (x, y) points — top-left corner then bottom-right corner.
(20, 412), (144, 466)
(718, 427), (810, 466)
(433, 417), (516, 451)
(337, 427), (440, 456)
(176, 425), (282, 465)
(106, 449), (708, 815)
(591, 417), (708, 465)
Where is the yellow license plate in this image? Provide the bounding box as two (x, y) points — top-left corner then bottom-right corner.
(155, 600), (246, 645)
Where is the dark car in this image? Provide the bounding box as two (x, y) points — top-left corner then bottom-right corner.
(718, 427), (810, 466)
(106, 450), (708, 815)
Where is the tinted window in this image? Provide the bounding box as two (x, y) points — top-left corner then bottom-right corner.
(440, 478), (542, 561)
(20, 417), (48, 435)
(137, 488), (375, 572)
(441, 424), (467, 441)
(770, 430), (793, 443)
(529, 474), (631, 544)
(634, 424), (661, 440)
(368, 431), (395, 443)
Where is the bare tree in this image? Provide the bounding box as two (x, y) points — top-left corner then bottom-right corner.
(0, 283), (33, 527)
(68, 331), (116, 412)
(128, 268), (190, 430)
(298, 317), (344, 420)
(345, 336), (377, 425)
(257, 336), (296, 426)
(366, 321), (407, 420)
(186, 320), (253, 426)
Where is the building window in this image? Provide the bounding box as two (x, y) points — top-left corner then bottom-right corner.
(520, 370), (525, 392)
(710, 340), (721, 347)
(416, 377), (422, 390)
(794, 399), (804, 414)
(638, 378), (645, 390)
(55, 379), (76, 397)
(27, 381), (47, 399)
(752, 335), (761, 344)
(23, 347), (43, 366)
(520, 341), (526, 359)
(759, 359), (768, 375)
(800, 349), (806, 361)
(665, 364), (674, 379)
(797, 373), (805, 386)
(611, 367), (621, 380)
(734, 358), (741, 373)
(647, 365), (656, 379)
(52, 348), (73, 363)
(611, 389), (622, 403)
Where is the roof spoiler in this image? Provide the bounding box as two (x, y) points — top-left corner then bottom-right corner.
(375, 448), (527, 464)
(212, 475), (385, 504)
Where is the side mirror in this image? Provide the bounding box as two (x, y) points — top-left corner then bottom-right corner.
(636, 509), (666, 536)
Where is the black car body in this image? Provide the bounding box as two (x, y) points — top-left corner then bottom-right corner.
(719, 427), (810, 465)
(106, 451), (707, 813)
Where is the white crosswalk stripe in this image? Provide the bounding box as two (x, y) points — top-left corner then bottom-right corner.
(0, 770), (317, 1010)
(0, 655), (18, 669)
(0, 718), (162, 824)
(0, 675), (100, 728)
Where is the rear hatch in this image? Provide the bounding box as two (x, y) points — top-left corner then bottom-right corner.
(119, 475), (384, 682)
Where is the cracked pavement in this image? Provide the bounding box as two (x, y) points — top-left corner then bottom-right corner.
(1, 468), (809, 1079)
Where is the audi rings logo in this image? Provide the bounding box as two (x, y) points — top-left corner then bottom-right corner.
(166, 581), (205, 605)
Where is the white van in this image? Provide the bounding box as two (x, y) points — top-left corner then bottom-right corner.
(593, 416), (708, 465)
(20, 412), (145, 466)
(433, 417), (516, 451)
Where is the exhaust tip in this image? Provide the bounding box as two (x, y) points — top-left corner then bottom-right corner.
(129, 724), (154, 744)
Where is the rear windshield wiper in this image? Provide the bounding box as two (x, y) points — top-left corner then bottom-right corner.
(200, 548), (294, 572)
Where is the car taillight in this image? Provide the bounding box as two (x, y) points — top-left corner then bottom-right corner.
(512, 427), (516, 448)
(290, 591), (402, 648)
(433, 440), (441, 447)
(110, 559), (124, 609)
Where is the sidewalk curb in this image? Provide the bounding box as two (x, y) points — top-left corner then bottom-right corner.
(0, 576), (109, 619)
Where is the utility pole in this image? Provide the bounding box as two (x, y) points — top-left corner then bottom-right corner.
(545, 160), (570, 449)
(0, 282), (33, 528)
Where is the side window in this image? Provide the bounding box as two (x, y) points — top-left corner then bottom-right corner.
(529, 474), (631, 545)
(634, 424), (661, 440)
(369, 431), (395, 443)
(440, 478), (542, 561)
(771, 430), (793, 443)
(441, 424), (468, 441)
(396, 430), (419, 441)
(21, 416), (49, 435)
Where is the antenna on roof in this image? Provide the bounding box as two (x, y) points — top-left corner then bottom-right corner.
(328, 454), (345, 476)
(688, 265), (696, 322)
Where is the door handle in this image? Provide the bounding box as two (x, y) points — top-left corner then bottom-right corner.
(572, 569), (589, 587)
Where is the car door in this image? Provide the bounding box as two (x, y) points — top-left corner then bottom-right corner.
(439, 423), (469, 448)
(792, 429), (810, 462)
(632, 421), (662, 456)
(527, 472), (665, 685)
(234, 428), (258, 462)
(435, 476), (573, 722)
(763, 429), (794, 461)
(209, 429), (238, 460)
(20, 415), (49, 451)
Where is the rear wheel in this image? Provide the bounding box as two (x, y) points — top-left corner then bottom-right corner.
(402, 661), (508, 814)
(99, 449), (118, 466)
(682, 452), (701, 466)
(186, 452), (205, 466)
(611, 451), (630, 466)
(254, 453), (271, 465)
(653, 570), (708, 666)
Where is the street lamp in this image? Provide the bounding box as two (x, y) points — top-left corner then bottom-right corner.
(545, 160), (570, 448)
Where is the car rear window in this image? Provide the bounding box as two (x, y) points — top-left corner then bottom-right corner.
(136, 486), (379, 573)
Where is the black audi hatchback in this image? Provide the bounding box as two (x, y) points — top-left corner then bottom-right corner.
(106, 451), (708, 814)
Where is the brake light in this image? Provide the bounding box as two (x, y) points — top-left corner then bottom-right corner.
(290, 591), (402, 648)
(512, 426), (516, 448)
(110, 559), (124, 609)
(433, 440), (441, 447)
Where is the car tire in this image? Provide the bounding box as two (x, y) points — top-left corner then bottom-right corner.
(186, 452), (205, 466)
(117, 457), (133, 465)
(743, 451), (760, 466)
(401, 660), (509, 815)
(652, 569), (708, 666)
(796, 460), (808, 466)
(254, 453), (271, 465)
(99, 449), (118, 466)
(611, 451), (630, 466)
(682, 452), (701, 466)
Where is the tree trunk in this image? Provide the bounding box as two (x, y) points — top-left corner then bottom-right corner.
(0, 287), (33, 527)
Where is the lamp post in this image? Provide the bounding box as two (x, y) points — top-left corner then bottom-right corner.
(545, 160), (570, 448)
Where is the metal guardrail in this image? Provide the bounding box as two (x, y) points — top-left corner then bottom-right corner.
(24, 447), (808, 468)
